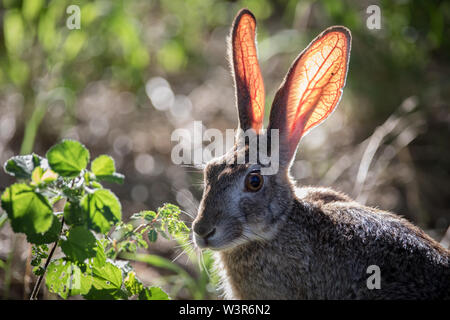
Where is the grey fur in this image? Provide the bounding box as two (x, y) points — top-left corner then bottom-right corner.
(191, 9), (450, 300)
(194, 153), (450, 299)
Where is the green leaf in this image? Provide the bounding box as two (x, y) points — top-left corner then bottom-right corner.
(91, 155), (115, 176)
(31, 166), (44, 184)
(33, 266), (45, 276)
(46, 259), (92, 299)
(82, 189), (121, 234)
(92, 240), (107, 268)
(42, 169), (58, 183)
(124, 271), (143, 296)
(4, 154), (44, 179)
(91, 155), (124, 184)
(90, 181), (104, 189)
(30, 167), (58, 185)
(26, 216), (61, 245)
(63, 201), (85, 226)
(83, 287), (128, 300)
(95, 172), (124, 184)
(92, 262), (122, 289)
(46, 140), (90, 177)
(118, 240), (137, 254)
(31, 244), (48, 267)
(139, 286), (170, 300)
(148, 229), (158, 242)
(1, 184), (54, 234)
(61, 226), (96, 262)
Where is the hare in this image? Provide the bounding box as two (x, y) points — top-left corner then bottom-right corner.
(192, 9), (450, 299)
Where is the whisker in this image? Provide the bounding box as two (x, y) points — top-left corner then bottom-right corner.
(174, 240), (193, 249)
(181, 164), (205, 171)
(181, 210), (195, 220)
(172, 249), (187, 263)
(200, 251), (212, 279)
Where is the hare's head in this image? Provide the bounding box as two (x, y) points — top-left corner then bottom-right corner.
(192, 9), (351, 251)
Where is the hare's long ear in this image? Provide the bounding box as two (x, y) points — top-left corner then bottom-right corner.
(268, 27), (351, 164)
(230, 9), (265, 133)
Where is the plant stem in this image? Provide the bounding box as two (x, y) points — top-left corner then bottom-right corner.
(29, 217), (65, 300)
(20, 103), (47, 155)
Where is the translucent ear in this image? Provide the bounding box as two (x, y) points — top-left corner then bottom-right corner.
(230, 9), (265, 133)
(268, 26), (351, 163)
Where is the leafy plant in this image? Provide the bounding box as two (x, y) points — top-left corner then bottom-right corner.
(0, 139), (190, 300)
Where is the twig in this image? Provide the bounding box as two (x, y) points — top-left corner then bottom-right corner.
(29, 217), (65, 300)
(353, 115), (401, 197)
(356, 124), (420, 205)
(353, 96), (419, 198)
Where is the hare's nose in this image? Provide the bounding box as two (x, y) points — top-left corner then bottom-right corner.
(193, 224), (216, 240)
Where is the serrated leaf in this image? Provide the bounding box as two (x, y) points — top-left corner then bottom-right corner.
(138, 286), (170, 300)
(26, 215), (62, 245)
(61, 226), (96, 262)
(46, 259), (92, 299)
(91, 155), (115, 176)
(46, 140), (89, 177)
(82, 189), (121, 234)
(1, 184), (54, 234)
(4, 154), (45, 179)
(91, 262), (122, 291)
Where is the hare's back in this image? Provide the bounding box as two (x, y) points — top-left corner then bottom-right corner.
(293, 186), (450, 299)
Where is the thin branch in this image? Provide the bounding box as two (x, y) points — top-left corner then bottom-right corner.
(29, 217), (65, 300)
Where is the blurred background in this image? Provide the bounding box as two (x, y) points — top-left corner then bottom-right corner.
(0, 0), (449, 299)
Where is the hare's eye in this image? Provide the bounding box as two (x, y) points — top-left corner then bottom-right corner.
(245, 171), (263, 192)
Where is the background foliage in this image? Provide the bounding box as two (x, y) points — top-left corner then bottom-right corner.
(0, 0), (449, 299)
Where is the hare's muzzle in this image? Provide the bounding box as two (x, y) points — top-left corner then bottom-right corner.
(192, 220), (217, 248)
